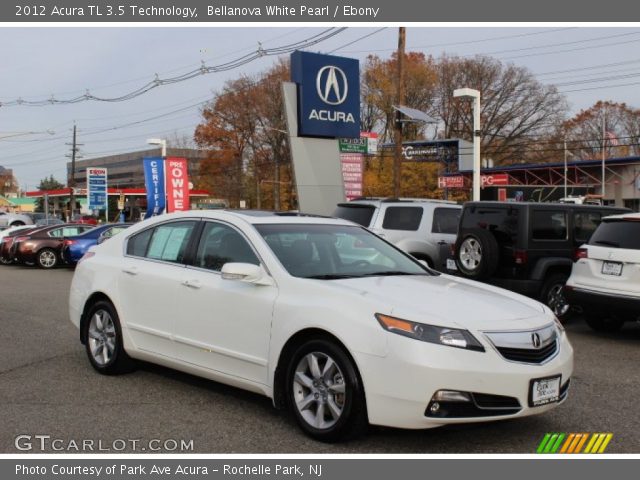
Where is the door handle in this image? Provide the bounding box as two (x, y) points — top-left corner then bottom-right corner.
(122, 267), (138, 275)
(181, 279), (202, 289)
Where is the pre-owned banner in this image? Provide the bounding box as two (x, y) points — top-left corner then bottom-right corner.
(143, 157), (166, 219)
(165, 157), (189, 213)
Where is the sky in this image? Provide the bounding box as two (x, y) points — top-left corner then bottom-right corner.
(2, 26), (640, 190)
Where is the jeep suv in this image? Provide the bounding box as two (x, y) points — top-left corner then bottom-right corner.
(564, 212), (640, 332)
(444, 201), (629, 319)
(333, 198), (461, 267)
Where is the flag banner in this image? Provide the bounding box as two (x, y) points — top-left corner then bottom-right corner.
(165, 158), (189, 213)
(143, 158), (166, 219)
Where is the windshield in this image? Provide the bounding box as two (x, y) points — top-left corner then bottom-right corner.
(255, 223), (432, 279)
(333, 204), (376, 227)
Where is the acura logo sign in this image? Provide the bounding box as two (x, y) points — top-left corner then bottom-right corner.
(532, 333), (542, 349)
(316, 65), (348, 105)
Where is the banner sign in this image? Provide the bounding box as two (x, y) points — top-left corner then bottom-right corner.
(339, 132), (378, 154)
(143, 157), (166, 219)
(165, 157), (189, 213)
(481, 173), (510, 186)
(438, 176), (465, 189)
(291, 51), (360, 139)
(87, 167), (108, 210)
(438, 173), (510, 189)
(341, 153), (364, 200)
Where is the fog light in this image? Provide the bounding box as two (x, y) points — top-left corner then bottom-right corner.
(430, 402), (440, 414)
(432, 390), (472, 402)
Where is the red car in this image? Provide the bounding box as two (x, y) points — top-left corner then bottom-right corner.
(72, 214), (99, 225)
(0, 226), (44, 265)
(11, 224), (94, 268)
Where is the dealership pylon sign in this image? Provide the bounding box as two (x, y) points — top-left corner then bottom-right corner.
(87, 167), (108, 211)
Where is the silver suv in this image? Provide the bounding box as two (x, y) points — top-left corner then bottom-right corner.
(333, 198), (461, 267)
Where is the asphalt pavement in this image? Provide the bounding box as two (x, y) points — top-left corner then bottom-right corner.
(1, 264), (638, 453)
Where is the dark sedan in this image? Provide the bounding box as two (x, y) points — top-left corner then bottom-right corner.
(0, 226), (44, 265)
(11, 224), (94, 268)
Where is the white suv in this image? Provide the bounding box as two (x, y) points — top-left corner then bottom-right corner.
(565, 212), (640, 332)
(333, 198), (461, 268)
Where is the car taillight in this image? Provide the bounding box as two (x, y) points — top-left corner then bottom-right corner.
(574, 248), (589, 261)
(64, 239), (76, 246)
(14, 236), (29, 243)
(514, 249), (528, 265)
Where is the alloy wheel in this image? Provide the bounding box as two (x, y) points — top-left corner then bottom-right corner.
(38, 250), (57, 268)
(88, 309), (116, 366)
(547, 283), (570, 317)
(459, 237), (482, 271)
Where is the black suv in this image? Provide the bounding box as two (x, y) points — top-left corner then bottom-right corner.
(443, 201), (630, 319)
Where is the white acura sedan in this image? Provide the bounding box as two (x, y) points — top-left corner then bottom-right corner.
(69, 210), (573, 441)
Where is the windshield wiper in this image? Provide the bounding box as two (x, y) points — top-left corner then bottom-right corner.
(304, 274), (359, 280)
(360, 271), (427, 277)
(593, 240), (620, 247)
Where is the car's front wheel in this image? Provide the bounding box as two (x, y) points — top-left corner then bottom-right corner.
(286, 339), (367, 442)
(83, 300), (135, 375)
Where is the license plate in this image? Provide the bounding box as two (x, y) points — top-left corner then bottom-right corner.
(446, 259), (457, 271)
(529, 375), (561, 407)
(602, 261), (623, 276)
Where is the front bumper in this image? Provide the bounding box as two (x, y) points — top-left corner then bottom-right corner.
(355, 329), (573, 429)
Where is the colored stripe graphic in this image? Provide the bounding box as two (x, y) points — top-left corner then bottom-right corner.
(537, 433), (613, 453)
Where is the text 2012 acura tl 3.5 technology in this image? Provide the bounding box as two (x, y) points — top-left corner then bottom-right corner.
(69, 211), (573, 442)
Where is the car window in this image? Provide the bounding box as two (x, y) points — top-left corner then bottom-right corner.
(589, 220), (640, 249)
(460, 206), (519, 246)
(194, 222), (259, 271)
(532, 210), (568, 241)
(381, 206), (423, 231)
(573, 212), (601, 243)
(432, 208), (460, 234)
(104, 226), (128, 238)
(145, 221), (197, 263)
(127, 228), (154, 257)
(333, 204), (376, 227)
(48, 228), (63, 237)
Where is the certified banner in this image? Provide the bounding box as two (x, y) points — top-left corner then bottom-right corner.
(165, 157), (189, 213)
(143, 157), (166, 219)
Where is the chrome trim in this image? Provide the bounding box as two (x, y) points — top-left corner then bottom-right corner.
(482, 323), (560, 365)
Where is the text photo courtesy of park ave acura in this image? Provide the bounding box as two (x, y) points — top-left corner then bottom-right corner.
(1, 5), (640, 471)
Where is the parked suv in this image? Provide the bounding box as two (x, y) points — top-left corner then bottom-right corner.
(565, 212), (640, 332)
(333, 198), (461, 267)
(444, 201), (629, 319)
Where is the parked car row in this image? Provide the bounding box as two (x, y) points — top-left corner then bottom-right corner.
(0, 222), (131, 268)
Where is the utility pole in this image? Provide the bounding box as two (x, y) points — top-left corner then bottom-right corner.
(65, 123), (82, 221)
(393, 27), (406, 198)
(601, 114), (606, 198)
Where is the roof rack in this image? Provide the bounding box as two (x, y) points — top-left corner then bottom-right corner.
(349, 196), (456, 204)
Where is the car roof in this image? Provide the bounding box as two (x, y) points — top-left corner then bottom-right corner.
(602, 212), (640, 221)
(464, 201), (629, 211)
(341, 197), (458, 206)
(146, 210), (356, 226)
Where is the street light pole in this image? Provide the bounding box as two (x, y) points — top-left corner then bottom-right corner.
(453, 88), (481, 201)
(564, 138), (568, 198)
(393, 27), (406, 198)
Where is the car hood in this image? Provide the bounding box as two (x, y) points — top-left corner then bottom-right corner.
(327, 274), (550, 331)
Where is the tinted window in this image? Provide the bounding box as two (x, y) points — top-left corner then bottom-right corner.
(127, 228), (153, 257)
(104, 226), (129, 238)
(194, 222), (259, 271)
(589, 220), (640, 249)
(532, 210), (567, 240)
(333, 204), (376, 227)
(146, 221), (196, 263)
(573, 212), (601, 243)
(382, 207), (423, 231)
(432, 208), (460, 234)
(460, 206), (519, 246)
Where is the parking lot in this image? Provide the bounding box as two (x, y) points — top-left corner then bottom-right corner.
(1, 264), (638, 453)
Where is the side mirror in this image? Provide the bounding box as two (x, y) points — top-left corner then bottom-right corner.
(221, 263), (273, 286)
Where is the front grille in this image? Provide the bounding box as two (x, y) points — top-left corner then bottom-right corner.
(496, 340), (558, 364)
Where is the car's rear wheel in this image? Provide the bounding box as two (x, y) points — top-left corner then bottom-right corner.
(455, 229), (499, 280)
(584, 313), (625, 333)
(84, 300), (135, 375)
(540, 274), (571, 321)
(286, 339), (367, 442)
(36, 248), (58, 269)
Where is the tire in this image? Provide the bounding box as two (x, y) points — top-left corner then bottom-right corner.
(454, 229), (499, 280)
(83, 300), (135, 375)
(540, 273), (572, 321)
(36, 248), (58, 269)
(0, 255), (12, 265)
(584, 313), (625, 333)
(286, 339), (367, 442)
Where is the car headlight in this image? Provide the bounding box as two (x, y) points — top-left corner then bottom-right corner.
(375, 313), (485, 352)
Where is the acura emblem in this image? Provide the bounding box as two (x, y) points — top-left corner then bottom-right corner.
(316, 65), (348, 105)
(531, 332), (542, 349)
